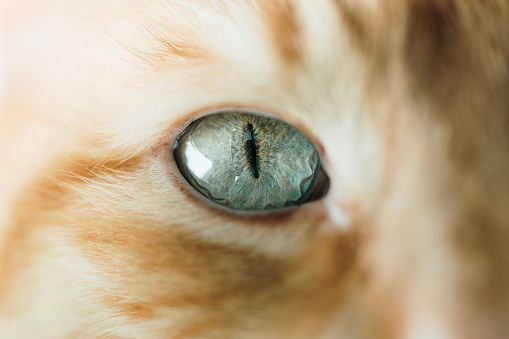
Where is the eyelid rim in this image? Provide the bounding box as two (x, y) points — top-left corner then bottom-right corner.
(157, 106), (329, 216)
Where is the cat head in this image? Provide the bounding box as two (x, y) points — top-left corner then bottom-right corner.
(0, 1), (508, 338)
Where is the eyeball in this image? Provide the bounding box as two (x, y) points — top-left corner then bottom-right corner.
(173, 111), (329, 211)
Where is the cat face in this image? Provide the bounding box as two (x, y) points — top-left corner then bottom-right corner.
(0, 0), (508, 338)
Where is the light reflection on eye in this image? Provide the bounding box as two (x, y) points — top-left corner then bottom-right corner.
(185, 142), (213, 178)
(173, 112), (329, 211)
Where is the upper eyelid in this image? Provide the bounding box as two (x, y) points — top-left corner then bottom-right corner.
(154, 103), (320, 147)
(153, 104), (329, 183)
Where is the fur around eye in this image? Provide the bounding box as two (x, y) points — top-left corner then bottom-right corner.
(173, 111), (329, 211)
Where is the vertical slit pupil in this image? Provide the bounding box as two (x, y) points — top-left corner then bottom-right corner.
(244, 123), (259, 179)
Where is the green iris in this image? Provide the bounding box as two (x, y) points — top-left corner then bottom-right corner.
(173, 112), (329, 211)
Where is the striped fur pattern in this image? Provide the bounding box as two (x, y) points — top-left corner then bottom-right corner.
(0, 0), (509, 338)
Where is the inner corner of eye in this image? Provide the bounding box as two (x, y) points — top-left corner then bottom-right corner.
(172, 110), (329, 212)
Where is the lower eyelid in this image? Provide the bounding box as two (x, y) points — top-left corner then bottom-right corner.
(154, 139), (300, 221)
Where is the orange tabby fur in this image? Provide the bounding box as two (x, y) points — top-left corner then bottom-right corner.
(0, 0), (509, 338)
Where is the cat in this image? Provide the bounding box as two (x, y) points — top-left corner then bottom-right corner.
(1, 0), (509, 338)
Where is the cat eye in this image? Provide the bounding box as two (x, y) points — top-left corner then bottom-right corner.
(173, 111), (329, 211)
